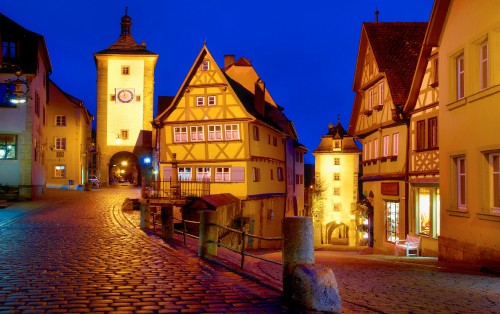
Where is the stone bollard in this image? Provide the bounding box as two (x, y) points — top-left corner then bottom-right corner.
(198, 210), (218, 258)
(161, 205), (174, 240)
(140, 200), (150, 230)
(292, 264), (342, 313)
(282, 216), (342, 313)
(282, 217), (315, 298)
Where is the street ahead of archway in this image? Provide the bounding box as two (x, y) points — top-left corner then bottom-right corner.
(1, 186), (499, 313)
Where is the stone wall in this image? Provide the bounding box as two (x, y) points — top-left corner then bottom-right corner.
(438, 236), (500, 266)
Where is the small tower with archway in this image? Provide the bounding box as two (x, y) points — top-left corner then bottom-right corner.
(94, 8), (158, 185)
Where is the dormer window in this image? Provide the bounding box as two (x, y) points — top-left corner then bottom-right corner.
(202, 61), (210, 71)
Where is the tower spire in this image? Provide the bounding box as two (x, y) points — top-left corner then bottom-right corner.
(121, 7), (132, 35)
(375, 7), (380, 22)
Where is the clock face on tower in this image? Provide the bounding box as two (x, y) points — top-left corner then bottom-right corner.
(116, 88), (135, 103)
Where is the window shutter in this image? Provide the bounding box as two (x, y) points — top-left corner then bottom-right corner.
(232, 167), (245, 182)
(163, 166), (172, 181)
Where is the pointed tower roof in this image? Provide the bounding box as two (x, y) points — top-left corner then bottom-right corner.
(313, 120), (360, 154)
(95, 8), (156, 55)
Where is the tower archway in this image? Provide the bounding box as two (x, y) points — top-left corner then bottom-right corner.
(109, 152), (141, 186)
(325, 221), (349, 245)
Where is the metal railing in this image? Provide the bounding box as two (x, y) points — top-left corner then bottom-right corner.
(145, 180), (210, 200)
(209, 223), (282, 269)
(173, 217), (200, 246)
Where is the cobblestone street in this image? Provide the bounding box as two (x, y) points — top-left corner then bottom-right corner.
(0, 187), (288, 313)
(1, 187), (499, 313)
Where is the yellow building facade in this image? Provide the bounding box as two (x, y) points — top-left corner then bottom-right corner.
(155, 45), (305, 247)
(437, 0), (500, 265)
(45, 81), (93, 190)
(312, 121), (361, 246)
(349, 22), (427, 254)
(94, 11), (158, 186)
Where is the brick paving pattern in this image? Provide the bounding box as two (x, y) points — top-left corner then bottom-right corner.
(0, 187), (289, 313)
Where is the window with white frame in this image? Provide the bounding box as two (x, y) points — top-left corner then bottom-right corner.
(457, 157), (466, 209)
(190, 126), (204, 142)
(373, 138), (379, 159)
(378, 81), (384, 107)
(480, 40), (489, 91)
(225, 124), (240, 140)
(0, 134), (17, 160)
(196, 167), (211, 181)
(178, 167), (192, 181)
(196, 96), (204, 106)
(428, 117), (438, 149)
(208, 125), (222, 141)
(208, 95), (216, 106)
(457, 54), (465, 99)
(174, 126), (188, 143)
(55, 115), (66, 126)
(202, 60), (210, 71)
(430, 56), (439, 86)
(253, 167), (261, 182)
(385, 201), (399, 243)
(55, 165), (66, 178)
(367, 88), (374, 110)
(489, 153), (499, 211)
(55, 138), (66, 150)
(393, 133), (399, 156)
(383, 135), (389, 157)
(215, 167), (230, 182)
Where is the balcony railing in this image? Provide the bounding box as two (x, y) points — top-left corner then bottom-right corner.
(144, 179), (210, 200)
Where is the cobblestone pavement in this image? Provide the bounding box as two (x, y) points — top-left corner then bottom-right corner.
(124, 209), (500, 314)
(0, 187), (291, 313)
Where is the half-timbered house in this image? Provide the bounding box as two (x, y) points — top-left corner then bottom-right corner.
(349, 22), (427, 254)
(154, 45), (306, 247)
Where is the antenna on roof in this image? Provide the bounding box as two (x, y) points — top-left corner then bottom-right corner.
(338, 114), (341, 124)
(204, 38), (207, 46)
(375, 7), (379, 22)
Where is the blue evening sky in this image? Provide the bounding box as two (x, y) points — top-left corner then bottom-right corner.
(2, 0), (433, 164)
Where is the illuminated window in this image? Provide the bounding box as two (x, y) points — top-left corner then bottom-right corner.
(201, 60), (210, 71)
(215, 167), (230, 182)
(393, 133), (399, 156)
(225, 124), (240, 140)
(178, 167), (192, 181)
(383, 135), (389, 157)
(196, 96), (205, 106)
(208, 125), (222, 141)
(0, 134), (17, 160)
(385, 201), (399, 243)
(378, 81), (384, 107)
(196, 167), (211, 181)
(373, 138), (379, 159)
(55, 115), (66, 126)
(173, 126), (188, 143)
(55, 165), (66, 178)
(55, 138), (66, 150)
(416, 187), (440, 238)
(208, 96), (216, 106)
(190, 126), (204, 142)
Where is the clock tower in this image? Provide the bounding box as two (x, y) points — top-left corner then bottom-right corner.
(94, 9), (158, 185)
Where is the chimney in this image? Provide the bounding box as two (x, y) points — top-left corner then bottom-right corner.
(254, 79), (266, 117)
(224, 54), (235, 67)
